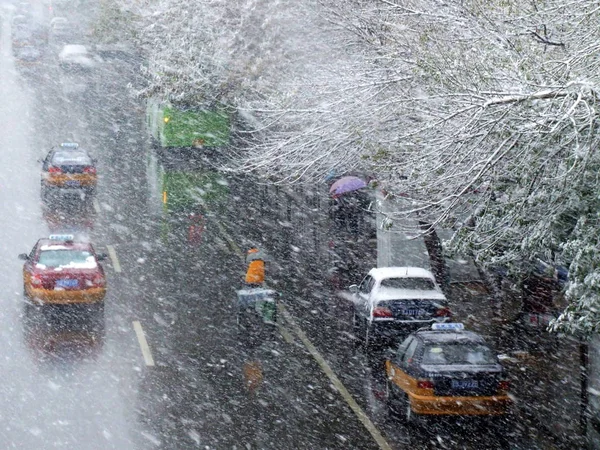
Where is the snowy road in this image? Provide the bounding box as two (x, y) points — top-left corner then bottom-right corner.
(0, 3), (574, 449)
(0, 9), (381, 450)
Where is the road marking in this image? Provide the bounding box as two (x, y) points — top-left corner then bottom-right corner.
(280, 304), (393, 450)
(133, 321), (155, 367)
(277, 324), (296, 344)
(92, 198), (101, 214)
(106, 245), (122, 273)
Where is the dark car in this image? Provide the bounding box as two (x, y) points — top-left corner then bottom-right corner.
(41, 143), (97, 201)
(384, 323), (512, 423)
(14, 45), (42, 63)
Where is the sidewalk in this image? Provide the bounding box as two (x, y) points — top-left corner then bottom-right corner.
(375, 193), (431, 269)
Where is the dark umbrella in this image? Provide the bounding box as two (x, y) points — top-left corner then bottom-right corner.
(329, 176), (367, 198)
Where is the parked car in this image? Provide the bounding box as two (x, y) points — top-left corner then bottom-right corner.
(347, 267), (452, 349)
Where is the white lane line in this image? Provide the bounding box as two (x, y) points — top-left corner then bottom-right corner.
(280, 304), (393, 450)
(133, 321), (155, 367)
(106, 244), (122, 273)
(92, 198), (101, 214)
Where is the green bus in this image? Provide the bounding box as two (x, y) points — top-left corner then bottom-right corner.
(145, 99), (232, 239)
(146, 100), (231, 152)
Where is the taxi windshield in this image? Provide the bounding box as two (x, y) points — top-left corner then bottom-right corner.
(381, 277), (435, 290)
(37, 250), (96, 268)
(422, 343), (497, 365)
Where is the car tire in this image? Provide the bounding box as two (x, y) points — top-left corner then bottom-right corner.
(400, 392), (421, 426)
(386, 377), (401, 417)
(387, 383), (411, 423)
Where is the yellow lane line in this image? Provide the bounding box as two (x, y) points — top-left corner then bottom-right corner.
(106, 244), (122, 273)
(280, 304), (393, 450)
(133, 320), (155, 367)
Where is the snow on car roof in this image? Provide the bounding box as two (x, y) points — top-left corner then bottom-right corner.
(50, 17), (68, 25)
(35, 260), (98, 270)
(40, 244), (71, 251)
(37, 238), (90, 249)
(59, 45), (88, 56)
(417, 329), (485, 344)
(373, 287), (447, 301)
(369, 266), (436, 281)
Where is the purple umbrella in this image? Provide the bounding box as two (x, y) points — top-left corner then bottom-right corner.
(329, 176), (367, 197)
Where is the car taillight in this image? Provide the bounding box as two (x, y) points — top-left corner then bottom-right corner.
(499, 380), (510, 391)
(417, 380), (434, 389)
(435, 307), (453, 317)
(92, 275), (105, 287)
(373, 306), (393, 318)
(30, 275), (42, 286)
(83, 166), (96, 174)
(48, 166), (61, 174)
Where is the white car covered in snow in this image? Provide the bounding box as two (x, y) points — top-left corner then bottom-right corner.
(58, 44), (99, 70)
(347, 267), (452, 349)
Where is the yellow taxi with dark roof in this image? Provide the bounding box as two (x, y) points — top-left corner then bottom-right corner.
(19, 235), (108, 305)
(40, 143), (97, 200)
(385, 323), (512, 422)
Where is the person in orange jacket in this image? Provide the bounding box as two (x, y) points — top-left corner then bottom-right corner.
(245, 247), (266, 286)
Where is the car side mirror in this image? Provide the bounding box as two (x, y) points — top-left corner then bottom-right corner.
(18, 253), (29, 260)
(349, 284), (359, 294)
(97, 253), (108, 261)
(384, 347), (395, 361)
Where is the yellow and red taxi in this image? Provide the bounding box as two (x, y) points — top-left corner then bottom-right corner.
(41, 143), (97, 200)
(19, 235), (107, 306)
(385, 323), (512, 422)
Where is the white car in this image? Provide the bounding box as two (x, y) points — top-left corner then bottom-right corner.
(49, 17), (68, 35)
(347, 267), (452, 349)
(58, 44), (98, 70)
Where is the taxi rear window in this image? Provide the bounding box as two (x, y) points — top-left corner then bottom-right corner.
(422, 344), (497, 365)
(381, 277), (435, 290)
(52, 151), (92, 165)
(37, 250), (96, 268)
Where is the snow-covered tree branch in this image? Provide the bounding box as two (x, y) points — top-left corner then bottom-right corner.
(113, 0), (600, 333)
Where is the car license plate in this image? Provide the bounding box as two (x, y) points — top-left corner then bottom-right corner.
(56, 279), (78, 288)
(451, 379), (479, 389)
(401, 309), (427, 317)
(64, 180), (80, 187)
